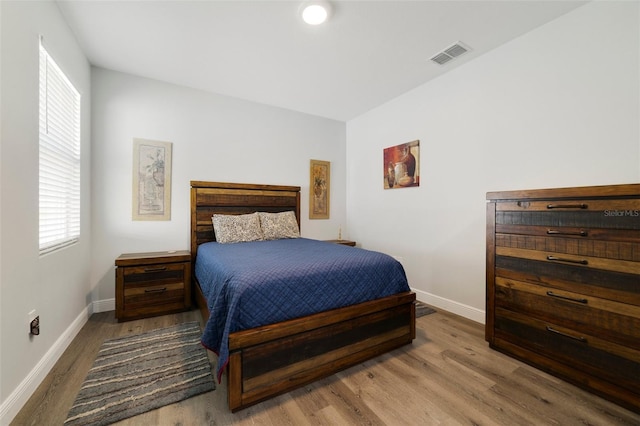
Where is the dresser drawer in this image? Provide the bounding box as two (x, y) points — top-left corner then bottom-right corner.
(496, 246), (639, 274)
(496, 199), (640, 230)
(496, 233), (640, 261)
(494, 308), (640, 396)
(496, 199), (640, 211)
(495, 277), (640, 349)
(495, 255), (640, 304)
(495, 224), (640, 243)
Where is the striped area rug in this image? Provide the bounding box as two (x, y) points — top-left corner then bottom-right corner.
(64, 322), (215, 426)
(415, 300), (436, 317)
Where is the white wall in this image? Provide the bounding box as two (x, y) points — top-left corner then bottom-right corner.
(346, 1), (640, 322)
(90, 68), (346, 305)
(0, 1), (91, 422)
(0, 0), (4, 416)
(0, 0), (3, 419)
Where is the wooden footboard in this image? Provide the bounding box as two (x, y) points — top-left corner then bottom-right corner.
(194, 282), (415, 412)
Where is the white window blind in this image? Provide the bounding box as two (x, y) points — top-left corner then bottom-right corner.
(39, 40), (81, 254)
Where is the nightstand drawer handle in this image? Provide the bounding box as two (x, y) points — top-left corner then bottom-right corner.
(546, 255), (588, 265)
(546, 229), (588, 237)
(144, 266), (167, 272)
(546, 291), (588, 304)
(546, 203), (588, 209)
(546, 326), (587, 343)
(145, 287), (167, 293)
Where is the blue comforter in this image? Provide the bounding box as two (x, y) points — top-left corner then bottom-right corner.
(195, 238), (410, 381)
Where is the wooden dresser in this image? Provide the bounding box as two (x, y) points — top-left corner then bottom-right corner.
(486, 184), (640, 413)
(115, 250), (191, 322)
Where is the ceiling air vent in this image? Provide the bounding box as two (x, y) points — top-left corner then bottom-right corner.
(430, 42), (470, 65)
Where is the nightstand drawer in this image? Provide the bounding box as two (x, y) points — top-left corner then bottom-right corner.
(122, 263), (186, 286)
(123, 281), (185, 310)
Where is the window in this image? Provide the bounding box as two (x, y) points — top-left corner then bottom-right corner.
(39, 40), (81, 254)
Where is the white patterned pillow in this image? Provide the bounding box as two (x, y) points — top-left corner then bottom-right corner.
(258, 211), (300, 240)
(212, 213), (263, 244)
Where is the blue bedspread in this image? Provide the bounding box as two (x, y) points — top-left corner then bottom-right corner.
(195, 238), (410, 381)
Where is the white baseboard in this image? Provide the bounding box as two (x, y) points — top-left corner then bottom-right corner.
(412, 288), (485, 324)
(92, 298), (115, 313)
(0, 305), (92, 425)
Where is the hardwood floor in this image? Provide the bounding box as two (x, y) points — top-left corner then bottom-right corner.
(12, 307), (640, 425)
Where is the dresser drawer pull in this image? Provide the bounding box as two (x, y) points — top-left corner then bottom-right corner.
(546, 255), (588, 265)
(546, 203), (588, 209)
(144, 287), (167, 293)
(546, 326), (587, 343)
(144, 266), (167, 272)
(546, 291), (588, 304)
(546, 229), (588, 237)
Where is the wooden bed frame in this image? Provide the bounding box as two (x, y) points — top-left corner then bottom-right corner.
(190, 181), (416, 412)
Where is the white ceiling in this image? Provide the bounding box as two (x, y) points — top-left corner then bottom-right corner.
(56, 0), (587, 121)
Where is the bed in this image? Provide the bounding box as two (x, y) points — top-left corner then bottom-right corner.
(190, 181), (416, 412)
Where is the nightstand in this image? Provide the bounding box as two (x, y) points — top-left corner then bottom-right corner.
(115, 250), (191, 322)
(324, 239), (356, 247)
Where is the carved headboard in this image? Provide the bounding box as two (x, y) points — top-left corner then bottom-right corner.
(190, 181), (301, 263)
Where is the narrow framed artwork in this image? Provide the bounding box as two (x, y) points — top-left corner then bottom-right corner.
(309, 159), (330, 219)
(132, 138), (172, 220)
(383, 140), (420, 189)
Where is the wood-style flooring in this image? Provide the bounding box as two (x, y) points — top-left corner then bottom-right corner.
(12, 307), (640, 425)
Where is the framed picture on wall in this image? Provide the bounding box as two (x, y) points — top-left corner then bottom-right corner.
(309, 159), (330, 219)
(384, 140), (420, 189)
(132, 138), (172, 220)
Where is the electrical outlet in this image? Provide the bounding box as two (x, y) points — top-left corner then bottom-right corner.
(28, 310), (39, 336)
(30, 316), (40, 335)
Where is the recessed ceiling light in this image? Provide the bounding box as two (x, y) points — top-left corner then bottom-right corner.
(300, 1), (332, 25)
